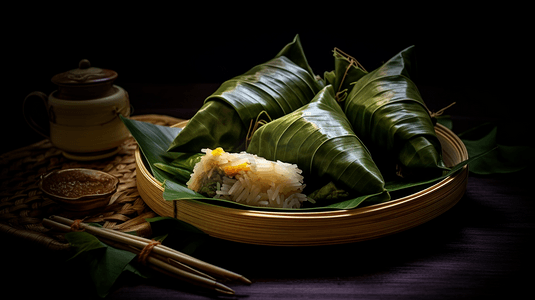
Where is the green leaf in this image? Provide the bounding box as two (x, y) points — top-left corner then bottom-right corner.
(385, 156), (468, 192)
(119, 115), (211, 202)
(435, 115), (453, 130)
(459, 123), (535, 174)
(166, 100), (247, 153)
(322, 190), (392, 209)
(145, 216), (209, 256)
(343, 45), (448, 178)
(209, 56), (321, 122)
(163, 179), (203, 199)
(164, 152), (204, 171)
(154, 163), (192, 183)
(120, 115), (182, 183)
(307, 181), (349, 201)
(275, 34), (319, 80)
(167, 34), (322, 153)
(247, 85), (389, 202)
(153, 152), (204, 183)
(65, 231), (148, 298)
(326, 48), (368, 101)
(162, 181), (272, 211)
(65, 230), (107, 260)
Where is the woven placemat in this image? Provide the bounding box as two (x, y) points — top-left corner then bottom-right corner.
(0, 114), (182, 251)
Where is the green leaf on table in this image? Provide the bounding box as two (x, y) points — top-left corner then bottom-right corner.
(65, 230), (106, 260)
(459, 122), (535, 175)
(145, 216), (210, 255)
(65, 231), (149, 298)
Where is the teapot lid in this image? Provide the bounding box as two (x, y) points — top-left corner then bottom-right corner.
(51, 59), (118, 100)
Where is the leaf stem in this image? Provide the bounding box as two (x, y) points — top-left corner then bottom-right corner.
(333, 47), (367, 102)
(245, 110), (272, 149)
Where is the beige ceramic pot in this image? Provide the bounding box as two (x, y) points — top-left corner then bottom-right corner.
(23, 59), (131, 160)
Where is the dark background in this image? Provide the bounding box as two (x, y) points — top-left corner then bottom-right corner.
(4, 8), (530, 154)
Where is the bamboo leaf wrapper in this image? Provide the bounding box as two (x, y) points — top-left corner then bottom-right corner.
(247, 85), (388, 200)
(167, 34), (323, 153)
(342, 45), (448, 178)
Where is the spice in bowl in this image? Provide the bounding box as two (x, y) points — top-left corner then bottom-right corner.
(39, 168), (119, 212)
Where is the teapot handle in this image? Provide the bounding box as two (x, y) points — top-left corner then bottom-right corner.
(23, 91), (51, 139)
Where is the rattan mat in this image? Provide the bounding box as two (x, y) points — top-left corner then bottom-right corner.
(0, 114), (182, 251)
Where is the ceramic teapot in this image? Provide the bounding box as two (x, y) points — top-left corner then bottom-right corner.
(23, 59), (131, 160)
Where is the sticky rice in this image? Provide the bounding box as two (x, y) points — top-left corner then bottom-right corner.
(187, 148), (308, 208)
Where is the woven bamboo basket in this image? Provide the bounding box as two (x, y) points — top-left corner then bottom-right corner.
(136, 122), (469, 246)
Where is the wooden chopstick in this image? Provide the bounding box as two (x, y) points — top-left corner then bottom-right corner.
(96, 235), (235, 295)
(42, 218), (231, 294)
(43, 215), (250, 295)
(99, 236), (218, 282)
(48, 215), (250, 284)
(97, 224), (251, 283)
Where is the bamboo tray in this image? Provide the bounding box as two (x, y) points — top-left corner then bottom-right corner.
(135, 122), (468, 246)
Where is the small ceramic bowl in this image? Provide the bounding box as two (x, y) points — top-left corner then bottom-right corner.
(39, 168), (119, 212)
